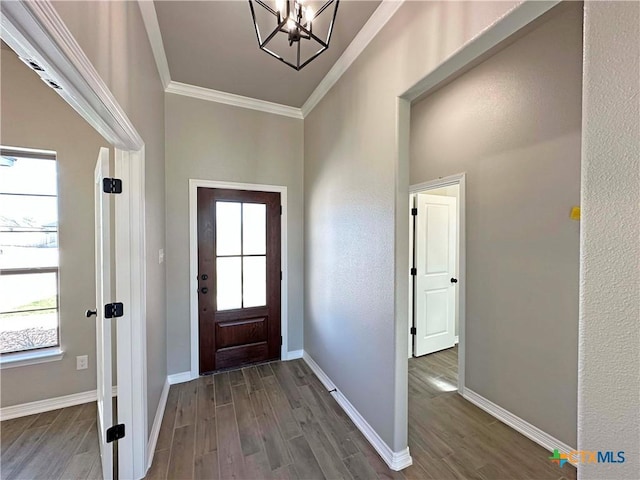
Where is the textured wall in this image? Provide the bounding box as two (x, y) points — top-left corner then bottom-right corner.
(52, 0), (167, 438)
(164, 94), (304, 375)
(304, 1), (521, 451)
(0, 49), (108, 407)
(579, 1), (640, 478)
(410, 3), (582, 447)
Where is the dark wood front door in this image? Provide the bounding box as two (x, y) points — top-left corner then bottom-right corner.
(197, 188), (281, 374)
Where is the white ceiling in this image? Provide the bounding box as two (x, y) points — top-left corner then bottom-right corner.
(154, 1), (380, 107)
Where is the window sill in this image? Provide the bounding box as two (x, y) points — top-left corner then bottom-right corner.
(0, 347), (64, 369)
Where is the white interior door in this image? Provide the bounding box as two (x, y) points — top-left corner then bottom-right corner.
(94, 147), (113, 480)
(414, 193), (457, 356)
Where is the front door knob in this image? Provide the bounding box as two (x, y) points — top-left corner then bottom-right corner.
(450, 278), (458, 283)
(85, 309), (97, 318)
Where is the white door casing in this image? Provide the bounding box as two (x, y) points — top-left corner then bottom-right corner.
(94, 147), (113, 480)
(414, 193), (457, 356)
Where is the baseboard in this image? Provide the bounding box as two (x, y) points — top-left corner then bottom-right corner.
(0, 386), (118, 421)
(167, 371), (193, 385)
(146, 377), (170, 470)
(302, 351), (413, 471)
(283, 349), (304, 361)
(462, 388), (574, 455)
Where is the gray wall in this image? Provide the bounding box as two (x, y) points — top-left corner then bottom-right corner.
(579, 1), (640, 478)
(410, 3), (582, 447)
(52, 0), (167, 437)
(164, 94), (304, 375)
(0, 49), (108, 406)
(304, 1), (521, 451)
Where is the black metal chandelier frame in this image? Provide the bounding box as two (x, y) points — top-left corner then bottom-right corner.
(248, 0), (340, 71)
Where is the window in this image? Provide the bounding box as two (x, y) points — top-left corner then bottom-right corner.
(0, 147), (60, 355)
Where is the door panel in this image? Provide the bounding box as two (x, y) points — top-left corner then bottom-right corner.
(94, 147), (113, 480)
(414, 193), (457, 356)
(198, 188), (281, 373)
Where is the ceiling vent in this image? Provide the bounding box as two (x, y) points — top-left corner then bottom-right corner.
(41, 78), (62, 90)
(19, 56), (45, 72)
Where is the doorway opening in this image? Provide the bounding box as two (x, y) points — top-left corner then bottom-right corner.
(409, 173), (465, 394)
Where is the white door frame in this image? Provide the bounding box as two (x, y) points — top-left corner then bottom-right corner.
(1, 2), (148, 478)
(188, 179), (289, 380)
(114, 148), (148, 479)
(409, 173), (466, 393)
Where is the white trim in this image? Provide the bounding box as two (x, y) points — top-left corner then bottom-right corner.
(303, 352), (413, 471)
(138, 0), (171, 90)
(0, 0), (143, 150)
(0, 387), (118, 421)
(115, 148), (148, 480)
(283, 350), (303, 361)
(146, 378), (170, 470)
(301, 0), (405, 117)
(168, 371), (193, 385)
(0, 347), (64, 369)
(409, 173), (466, 193)
(167, 81), (304, 120)
(402, 0), (562, 102)
(462, 387), (574, 455)
(409, 173), (466, 394)
(188, 179), (289, 379)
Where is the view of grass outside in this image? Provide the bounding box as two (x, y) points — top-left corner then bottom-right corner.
(0, 152), (59, 354)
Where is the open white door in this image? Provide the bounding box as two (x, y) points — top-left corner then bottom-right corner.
(94, 147), (113, 480)
(414, 193), (457, 356)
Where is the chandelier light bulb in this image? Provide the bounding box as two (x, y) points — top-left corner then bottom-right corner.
(287, 17), (296, 32)
(305, 6), (314, 24)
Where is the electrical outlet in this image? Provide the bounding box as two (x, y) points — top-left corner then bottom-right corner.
(76, 355), (88, 370)
(159, 248), (165, 264)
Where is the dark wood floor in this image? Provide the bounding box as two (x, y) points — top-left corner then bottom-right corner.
(147, 351), (576, 480)
(1, 349), (577, 480)
(407, 347), (576, 480)
(0, 402), (101, 480)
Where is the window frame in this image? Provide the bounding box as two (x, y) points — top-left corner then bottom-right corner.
(0, 146), (61, 356)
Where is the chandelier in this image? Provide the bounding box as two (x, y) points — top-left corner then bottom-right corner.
(248, 0), (340, 71)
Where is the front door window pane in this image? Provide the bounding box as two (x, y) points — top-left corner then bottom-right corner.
(243, 256), (266, 308)
(215, 202), (241, 256)
(242, 203), (266, 255)
(216, 257), (242, 310)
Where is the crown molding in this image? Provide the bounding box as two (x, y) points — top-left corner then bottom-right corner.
(138, 0), (171, 90)
(301, 0), (405, 117)
(138, 0), (403, 119)
(166, 81), (304, 119)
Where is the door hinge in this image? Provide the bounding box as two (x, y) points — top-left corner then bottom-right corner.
(280, 271), (283, 281)
(104, 302), (124, 319)
(280, 205), (283, 215)
(280, 336), (283, 346)
(411, 207), (418, 216)
(410, 327), (417, 335)
(103, 177), (123, 194)
(106, 423), (125, 443)
(410, 267), (417, 276)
